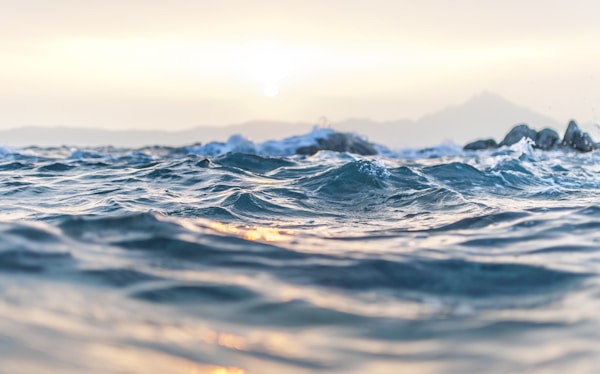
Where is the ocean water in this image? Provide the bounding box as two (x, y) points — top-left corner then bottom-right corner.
(1, 128), (600, 373)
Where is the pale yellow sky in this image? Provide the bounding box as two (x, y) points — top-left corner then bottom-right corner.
(1, 1), (599, 130)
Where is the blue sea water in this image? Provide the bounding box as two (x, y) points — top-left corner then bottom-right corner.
(1, 128), (600, 373)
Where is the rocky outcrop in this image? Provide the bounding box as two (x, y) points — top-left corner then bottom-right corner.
(296, 132), (378, 156)
(535, 128), (560, 150)
(463, 139), (498, 151)
(561, 120), (596, 152)
(499, 124), (538, 147)
(464, 120), (596, 152)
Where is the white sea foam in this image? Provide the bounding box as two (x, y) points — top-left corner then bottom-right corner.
(358, 159), (391, 179)
(186, 126), (338, 157)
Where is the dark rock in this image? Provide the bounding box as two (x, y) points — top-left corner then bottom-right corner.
(562, 120), (596, 152)
(463, 120), (598, 153)
(296, 132), (378, 156)
(499, 124), (538, 147)
(534, 128), (560, 150)
(296, 145), (320, 155)
(195, 158), (213, 168)
(463, 138), (498, 151)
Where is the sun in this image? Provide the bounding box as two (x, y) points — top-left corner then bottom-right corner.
(239, 42), (296, 97)
(263, 84), (279, 97)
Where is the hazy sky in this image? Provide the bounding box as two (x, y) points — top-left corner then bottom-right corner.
(1, 1), (599, 130)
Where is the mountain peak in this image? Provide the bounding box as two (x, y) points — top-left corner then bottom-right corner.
(335, 92), (562, 148)
(414, 92), (560, 145)
(465, 91), (513, 105)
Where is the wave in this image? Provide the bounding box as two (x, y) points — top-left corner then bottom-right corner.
(0, 127), (599, 373)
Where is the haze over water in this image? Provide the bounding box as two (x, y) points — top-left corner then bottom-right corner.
(2, 1), (600, 131)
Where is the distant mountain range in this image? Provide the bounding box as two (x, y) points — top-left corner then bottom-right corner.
(336, 92), (562, 148)
(0, 92), (567, 148)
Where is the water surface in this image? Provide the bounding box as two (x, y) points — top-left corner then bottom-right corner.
(0, 132), (599, 373)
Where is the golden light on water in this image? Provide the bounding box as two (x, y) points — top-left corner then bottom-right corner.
(207, 221), (289, 242)
(186, 366), (245, 374)
(217, 332), (247, 350)
(207, 367), (246, 374)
